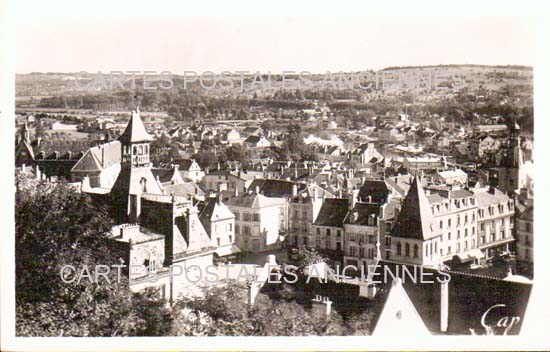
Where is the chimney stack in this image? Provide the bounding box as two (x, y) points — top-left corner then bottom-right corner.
(292, 184), (298, 196)
(255, 185), (260, 194)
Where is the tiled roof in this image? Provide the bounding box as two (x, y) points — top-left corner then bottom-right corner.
(313, 198), (349, 227)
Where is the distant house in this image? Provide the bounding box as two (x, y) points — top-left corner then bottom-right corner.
(243, 135), (271, 148)
(224, 129), (241, 145)
(350, 142), (383, 167)
(434, 169), (468, 186)
(172, 158), (204, 182)
(242, 126), (263, 137)
(50, 121), (79, 131)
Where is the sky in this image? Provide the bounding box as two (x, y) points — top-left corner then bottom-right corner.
(15, 16), (536, 74)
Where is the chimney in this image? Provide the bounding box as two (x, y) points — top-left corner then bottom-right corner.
(292, 184), (298, 196)
(440, 280), (449, 332)
(234, 187), (239, 197)
(255, 185), (260, 194)
(21, 164), (26, 173)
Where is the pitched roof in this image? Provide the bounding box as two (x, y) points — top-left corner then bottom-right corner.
(197, 197), (235, 224)
(519, 205), (533, 221)
(358, 179), (390, 203)
(390, 176), (437, 240)
(313, 198), (349, 227)
(72, 141), (121, 172)
(225, 192), (283, 208)
(118, 108), (153, 143)
(248, 179), (306, 198)
(345, 202), (381, 225)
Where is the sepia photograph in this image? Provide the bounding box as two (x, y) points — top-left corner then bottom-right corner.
(1, 1), (549, 351)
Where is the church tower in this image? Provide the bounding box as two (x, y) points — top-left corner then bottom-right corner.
(498, 121), (523, 194)
(119, 106), (153, 167)
(110, 106), (162, 222)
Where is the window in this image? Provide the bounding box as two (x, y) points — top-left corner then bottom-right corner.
(465, 241), (468, 250)
(457, 230), (460, 238)
(465, 228), (468, 237)
(316, 238), (321, 247)
(465, 215), (468, 224)
(448, 232), (451, 240)
(405, 243), (410, 257)
(472, 239), (475, 248)
(448, 246), (451, 254)
(481, 223), (485, 231)
(457, 215), (461, 226)
(326, 229), (331, 236)
(359, 247), (365, 258)
(337, 230), (341, 238)
(350, 246), (356, 256)
(481, 236), (486, 244)
(413, 244), (419, 258)
(229, 224), (232, 231)
(472, 227), (475, 235)
(253, 214), (260, 222)
(448, 219), (451, 228)
(440, 221), (443, 229)
(316, 228), (320, 236)
(396, 242), (402, 256)
(244, 226), (250, 235)
(457, 242), (461, 252)
(368, 235), (375, 244)
(385, 237), (391, 246)
(216, 238), (221, 246)
(235, 224), (240, 234)
(229, 235), (233, 242)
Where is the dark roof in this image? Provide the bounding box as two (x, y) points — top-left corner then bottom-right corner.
(248, 179), (306, 198)
(519, 205), (533, 221)
(373, 262), (532, 335)
(313, 198), (349, 227)
(390, 177), (437, 240)
(151, 168), (176, 183)
(345, 202), (381, 225)
(358, 179), (390, 203)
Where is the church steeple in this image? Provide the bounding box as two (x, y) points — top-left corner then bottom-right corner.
(118, 106), (153, 167)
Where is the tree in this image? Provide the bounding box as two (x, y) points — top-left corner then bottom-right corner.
(15, 182), (173, 336)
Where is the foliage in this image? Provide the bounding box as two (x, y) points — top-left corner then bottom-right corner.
(15, 182), (173, 336)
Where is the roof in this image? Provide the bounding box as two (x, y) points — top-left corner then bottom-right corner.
(248, 179), (306, 198)
(358, 179), (390, 203)
(372, 279), (430, 336)
(519, 205), (533, 221)
(151, 168), (177, 184)
(163, 182), (204, 198)
(345, 202), (381, 225)
(390, 177), (437, 240)
(313, 198), (349, 227)
(72, 141), (121, 172)
(197, 197), (235, 224)
(118, 108), (153, 143)
(473, 188), (510, 207)
(225, 192), (283, 209)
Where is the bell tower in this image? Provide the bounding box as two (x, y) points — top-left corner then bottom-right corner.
(118, 106), (153, 168)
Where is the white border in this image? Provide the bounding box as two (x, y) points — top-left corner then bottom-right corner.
(2, 1), (550, 351)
